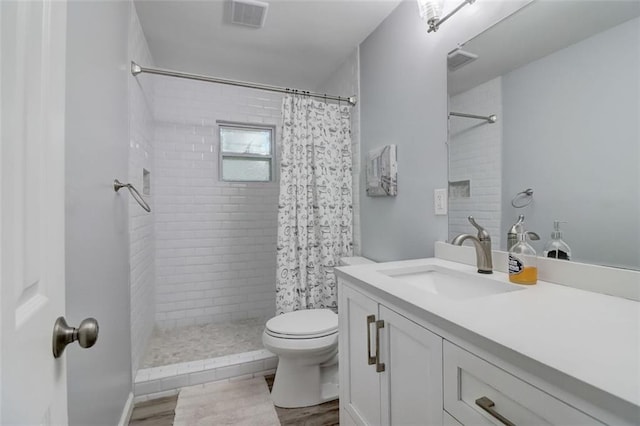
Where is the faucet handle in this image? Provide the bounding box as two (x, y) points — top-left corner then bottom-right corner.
(468, 216), (491, 241)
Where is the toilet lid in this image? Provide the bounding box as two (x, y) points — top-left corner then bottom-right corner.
(266, 309), (338, 338)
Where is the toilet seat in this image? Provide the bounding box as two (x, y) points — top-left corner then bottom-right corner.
(265, 309), (338, 339)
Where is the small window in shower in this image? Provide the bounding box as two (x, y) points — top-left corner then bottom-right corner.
(219, 123), (274, 182)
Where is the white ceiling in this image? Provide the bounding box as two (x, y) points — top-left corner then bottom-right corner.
(134, 0), (402, 90)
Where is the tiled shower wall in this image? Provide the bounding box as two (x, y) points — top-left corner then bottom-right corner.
(152, 79), (282, 328)
(129, 5), (156, 374)
(448, 76), (502, 249)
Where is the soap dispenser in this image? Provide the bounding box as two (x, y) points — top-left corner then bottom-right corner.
(507, 215), (525, 251)
(543, 221), (572, 260)
(509, 224), (538, 285)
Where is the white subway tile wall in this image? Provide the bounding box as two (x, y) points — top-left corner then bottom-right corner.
(448, 77), (502, 249)
(152, 78), (282, 328)
(129, 5), (156, 375)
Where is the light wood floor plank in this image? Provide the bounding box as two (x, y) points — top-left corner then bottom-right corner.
(128, 375), (339, 425)
(129, 395), (178, 426)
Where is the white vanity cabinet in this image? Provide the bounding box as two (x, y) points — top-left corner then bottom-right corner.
(339, 283), (443, 426)
(337, 272), (633, 426)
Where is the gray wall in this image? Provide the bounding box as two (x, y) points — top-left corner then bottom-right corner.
(316, 49), (362, 255)
(501, 17), (640, 268)
(359, 0), (529, 262)
(65, 1), (132, 424)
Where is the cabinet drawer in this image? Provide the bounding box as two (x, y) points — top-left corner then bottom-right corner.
(443, 341), (603, 425)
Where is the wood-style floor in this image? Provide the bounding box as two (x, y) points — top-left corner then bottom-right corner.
(129, 395), (178, 426)
(129, 374), (339, 425)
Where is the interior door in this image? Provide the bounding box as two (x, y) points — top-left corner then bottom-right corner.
(1, 1), (69, 424)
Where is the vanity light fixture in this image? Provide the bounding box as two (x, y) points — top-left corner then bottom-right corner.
(417, 0), (477, 33)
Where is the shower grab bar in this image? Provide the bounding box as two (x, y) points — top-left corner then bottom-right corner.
(114, 179), (151, 213)
(449, 111), (497, 123)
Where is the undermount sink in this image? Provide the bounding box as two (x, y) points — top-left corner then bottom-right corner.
(380, 265), (525, 300)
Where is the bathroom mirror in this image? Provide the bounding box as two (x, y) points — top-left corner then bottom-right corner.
(447, 0), (640, 270)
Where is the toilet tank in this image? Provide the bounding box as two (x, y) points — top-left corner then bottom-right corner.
(339, 256), (375, 266)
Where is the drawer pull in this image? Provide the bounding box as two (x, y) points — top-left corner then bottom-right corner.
(366, 315), (376, 365)
(375, 320), (385, 373)
(475, 397), (516, 426)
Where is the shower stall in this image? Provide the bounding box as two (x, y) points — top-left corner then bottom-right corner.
(127, 15), (360, 397)
(129, 68), (284, 397)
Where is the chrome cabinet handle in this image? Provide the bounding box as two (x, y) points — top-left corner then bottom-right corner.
(52, 316), (99, 358)
(375, 319), (385, 373)
(475, 397), (516, 426)
(366, 315), (376, 365)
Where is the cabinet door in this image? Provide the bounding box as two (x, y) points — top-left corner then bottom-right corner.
(379, 306), (443, 426)
(339, 283), (382, 426)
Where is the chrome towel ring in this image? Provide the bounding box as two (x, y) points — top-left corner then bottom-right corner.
(511, 188), (533, 208)
(114, 179), (151, 212)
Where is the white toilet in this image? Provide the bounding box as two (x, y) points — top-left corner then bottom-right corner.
(263, 256), (374, 408)
(263, 309), (339, 408)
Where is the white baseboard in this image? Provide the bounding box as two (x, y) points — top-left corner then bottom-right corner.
(117, 392), (134, 426)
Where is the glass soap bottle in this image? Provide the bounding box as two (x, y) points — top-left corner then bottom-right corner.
(543, 220), (572, 260)
(508, 226), (538, 285)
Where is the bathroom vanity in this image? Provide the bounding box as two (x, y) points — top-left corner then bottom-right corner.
(336, 253), (639, 426)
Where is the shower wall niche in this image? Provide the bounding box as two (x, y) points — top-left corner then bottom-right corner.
(153, 78), (282, 329)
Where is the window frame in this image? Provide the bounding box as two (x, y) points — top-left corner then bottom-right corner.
(217, 121), (276, 183)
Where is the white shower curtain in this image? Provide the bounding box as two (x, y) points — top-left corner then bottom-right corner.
(276, 95), (353, 314)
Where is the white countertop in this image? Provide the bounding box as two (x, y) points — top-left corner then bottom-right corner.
(335, 257), (640, 409)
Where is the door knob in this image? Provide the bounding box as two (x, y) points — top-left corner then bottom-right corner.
(52, 316), (99, 358)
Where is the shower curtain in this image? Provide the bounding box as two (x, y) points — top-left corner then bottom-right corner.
(276, 95), (353, 314)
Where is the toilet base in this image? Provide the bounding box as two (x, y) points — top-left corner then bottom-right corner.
(270, 358), (338, 408)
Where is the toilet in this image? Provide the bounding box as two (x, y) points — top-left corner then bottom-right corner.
(263, 256), (374, 408)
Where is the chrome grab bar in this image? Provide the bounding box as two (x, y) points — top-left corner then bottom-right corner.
(114, 179), (151, 212)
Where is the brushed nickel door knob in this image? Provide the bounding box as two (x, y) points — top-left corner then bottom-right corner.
(52, 316), (99, 358)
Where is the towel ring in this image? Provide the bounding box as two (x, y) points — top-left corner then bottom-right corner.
(511, 188), (533, 208)
(114, 179), (151, 212)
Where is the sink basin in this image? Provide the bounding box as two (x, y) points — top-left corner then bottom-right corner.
(380, 265), (524, 300)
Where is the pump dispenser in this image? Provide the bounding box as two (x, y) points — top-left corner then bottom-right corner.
(507, 215), (525, 251)
(509, 224), (538, 285)
(544, 221), (572, 260)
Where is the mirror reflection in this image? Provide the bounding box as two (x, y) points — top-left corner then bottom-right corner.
(447, 0), (640, 270)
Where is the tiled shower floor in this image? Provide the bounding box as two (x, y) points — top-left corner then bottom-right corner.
(141, 316), (270, 368)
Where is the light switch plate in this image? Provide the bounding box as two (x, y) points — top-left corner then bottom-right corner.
(434, 188), (447, 215)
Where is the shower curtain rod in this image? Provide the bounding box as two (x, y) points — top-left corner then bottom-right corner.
(131, 62), (357, 106)
(449, 111), (497, 123)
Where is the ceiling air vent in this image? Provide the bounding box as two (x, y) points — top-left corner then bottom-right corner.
(231, 0), (269, 28)
(448, 48), (478, 71)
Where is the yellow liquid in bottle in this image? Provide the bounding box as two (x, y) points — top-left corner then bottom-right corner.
(509, 266), (538, 285)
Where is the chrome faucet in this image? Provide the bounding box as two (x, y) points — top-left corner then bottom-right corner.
(451, 216), (493, 274)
